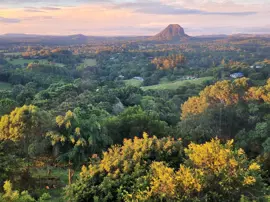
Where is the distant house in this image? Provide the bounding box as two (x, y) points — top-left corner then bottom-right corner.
(118, 75), (125, 79)
(185, 76), (196, 80)
(139, 45), (146, 50)
(230, 72), (244, 79)
(251, 64), (263, 69)
(133, 76), (144, 81)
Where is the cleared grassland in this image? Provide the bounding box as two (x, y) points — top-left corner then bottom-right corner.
(0, 82), (12, 90)
(142, 77), (213, 90)
(124, 79), (143, 87)
(3, 52), (22, 56)
(83, 59), (97, 66)
(7, 58), (64, 67)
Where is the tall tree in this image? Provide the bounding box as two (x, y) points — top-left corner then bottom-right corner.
(47, 106), (111, 184)
(0, 105), (50, 171)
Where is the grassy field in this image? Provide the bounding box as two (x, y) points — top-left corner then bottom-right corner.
(0, 81), (12, 90)
(7, 58), (64, 67)
(3, 52), (22, 56)
(124, 79), (143, 87)
(83, 59), (97, 66)
(142, 77), (213, 90)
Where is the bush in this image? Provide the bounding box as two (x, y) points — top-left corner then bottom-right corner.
(66, 136), (267, 202)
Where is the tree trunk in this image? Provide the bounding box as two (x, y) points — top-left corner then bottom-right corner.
(53, 144), (60, 157)
(68, 161), (74, 185)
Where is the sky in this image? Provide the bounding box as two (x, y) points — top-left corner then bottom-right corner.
(0, 0), (269, 36)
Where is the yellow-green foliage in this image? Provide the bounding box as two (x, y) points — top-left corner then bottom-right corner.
(0, 180), (35, 202)
(181, 78), (270, 119)
(47, 110), (87, 147)
(0, 181), (51, 202)
(127, 138), (264, 201)
(67, 133), (183, 201)
(247, 79), (270, 102)
(0, 105), (47, 142)
(80, 133), (183, 179)
(68, 135), (265, 202)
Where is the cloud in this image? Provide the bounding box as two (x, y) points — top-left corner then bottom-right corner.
(23, 16), (54, 21)
(24, 8), (45, 12)
(112, 2), (257, 16)
(0, 0), (109, 7)
(0, 16), (20, 23)
(24, 6), (61, 12)
(41, 7), (61, 10)
(0, 0), (268, 36)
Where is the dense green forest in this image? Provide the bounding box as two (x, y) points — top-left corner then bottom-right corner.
(0, 35), (270, 201)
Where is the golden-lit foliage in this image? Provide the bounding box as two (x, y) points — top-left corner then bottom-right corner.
(247, 79), (270, 103)
(249, 162), (260, 171)
(150, 162), (177, 199)
(243, 176), (256, 186)
(181, 78), (270, 119)
(80, 132), (183, 179)
(140, 138), (262, 201)
(181, 96), (209, 118)
(185, 139), (238, 174)
(225, 60), (249, 69)
(176, 165), (202, 194)
(151, 54), (186, 70)
(73, 135), (264, 202)
(0, 105), (46, 142)
(148, 162), (203, 201)
(263, 59), (270, 65)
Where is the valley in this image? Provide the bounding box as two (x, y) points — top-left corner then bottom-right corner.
(0, 23), (270, 201)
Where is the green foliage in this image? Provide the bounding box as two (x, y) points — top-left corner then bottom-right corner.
(124, 79), (143, 87)
(0, 98), (17, 116)
(0, 141), (23, 184)
(47, 106), (111, 167)
(1, 33), (270, 202)
(104, 106), (170, 144)
(0, 82), (12, 90)
(37, 193), (51, 202)
(7, 58), (63, 67)
(27, 63), (68, 75)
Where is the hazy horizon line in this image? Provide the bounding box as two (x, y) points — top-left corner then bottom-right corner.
(1, 32), (270, 37)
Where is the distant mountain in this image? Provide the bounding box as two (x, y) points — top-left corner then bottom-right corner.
(1, 33), (39, 38)
(195, 34), (228, 39)
(229, 34), (270, 38)
(149, 24), (190, 41)
(0, 33), (148, 45)
(69, 34), (88, 41)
